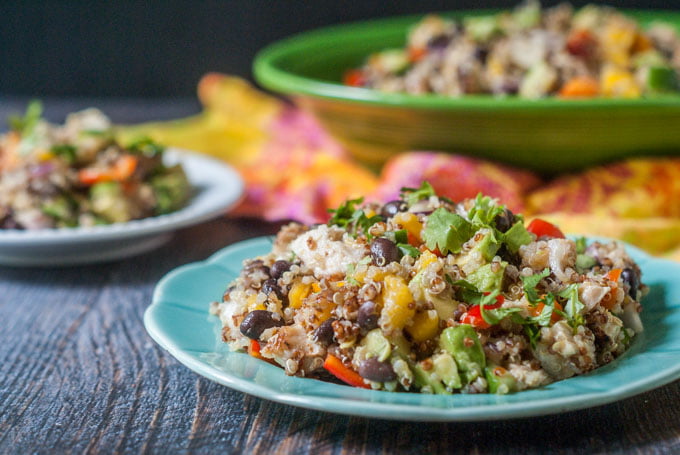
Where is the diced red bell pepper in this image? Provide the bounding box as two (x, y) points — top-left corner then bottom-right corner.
(323, 354), (370, 388)
(460, 294), (505, 329)
(343, 69), (366, 87)
(526, 218), (565, 239)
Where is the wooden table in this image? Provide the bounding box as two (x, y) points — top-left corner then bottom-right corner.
(1, 100), (679, 454)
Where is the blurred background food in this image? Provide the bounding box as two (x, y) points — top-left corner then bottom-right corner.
(2, 1), (680, 260)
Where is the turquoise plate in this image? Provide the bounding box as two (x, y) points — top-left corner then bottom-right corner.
(144, 236), (680, 421)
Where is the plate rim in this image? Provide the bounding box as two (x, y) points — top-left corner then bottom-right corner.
(144, 236), (680, 421)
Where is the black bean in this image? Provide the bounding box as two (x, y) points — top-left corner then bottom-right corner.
(261, 278), (283, 300)
(473, 46), (489, 62)
(494, 208), (516, 233)
(380, 200), (406, 219)
(270, 260), (291, 279)
(359, 357), (396, 382)
(427, 34), (452, 51)
(239, 310), (284, 339)
(357, 301), (379, 331)
(370, 237), (400, 266)
(313, 318), (336, 345)
(621, 268), (640, 299)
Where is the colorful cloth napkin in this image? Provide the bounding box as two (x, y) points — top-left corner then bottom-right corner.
(118, 73), (680, 260)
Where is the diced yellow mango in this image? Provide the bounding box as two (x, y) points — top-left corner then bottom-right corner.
(393, 213), (423, 241)
(416, 250), (438, 272)
(247, 294), (266, 311)
(406, 310), (440, 343)
(601, 67), (641, 98)
(288, 281), (312, 309)
(380, 275), (416, 331)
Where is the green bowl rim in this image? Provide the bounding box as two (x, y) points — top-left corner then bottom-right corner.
(253, 8), (680, 111)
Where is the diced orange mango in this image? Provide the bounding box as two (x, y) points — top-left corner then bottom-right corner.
(288, 281), (312, 309)
(393, 212), (423, 242)
(379, 275), (416, 331)
(406, 310), (440, 342)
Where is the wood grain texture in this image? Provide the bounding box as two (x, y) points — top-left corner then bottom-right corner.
(0, 100), (679, 454)
(1, 217), (678, 455)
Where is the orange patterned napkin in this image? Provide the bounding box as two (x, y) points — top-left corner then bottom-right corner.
(119, 73), (680, 259)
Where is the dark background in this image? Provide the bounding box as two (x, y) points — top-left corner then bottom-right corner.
(1, 0), (679, 97)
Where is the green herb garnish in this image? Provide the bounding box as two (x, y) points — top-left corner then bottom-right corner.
(127, 136), (165, 158)
(421, 207), (475, 255)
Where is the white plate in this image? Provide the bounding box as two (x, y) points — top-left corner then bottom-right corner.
(0, 148), (244, 266)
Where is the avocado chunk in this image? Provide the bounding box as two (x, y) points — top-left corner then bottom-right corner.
(90, 182), (133, 223)
(41, 195), (77, 226)
(361, 329), (391, 362)
(466, 261), (507, 293)
(485, 365), (518, 394)
(412, 361), (450, 394)
(474, 229), (501, 262)
(151, 165), (190, 215)
(440, 325), (486, 384)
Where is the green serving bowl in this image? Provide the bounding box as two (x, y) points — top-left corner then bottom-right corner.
(254, 9), (680, 173)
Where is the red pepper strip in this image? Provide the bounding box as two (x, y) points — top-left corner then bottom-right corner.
(323, 354), (370, 389)
(606, 268), (622, 282)
(460, 294), (505, 329)
(248, 340), (278, 365)
(78, 155), (138, 185)
(526, 218), (565, 239)
(408, 46), (427, 63)
(343, 69), (366, 87)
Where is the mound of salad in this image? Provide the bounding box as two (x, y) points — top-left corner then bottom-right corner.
(0, 102), (190, 229)
(211, 183), (646, 394)
(344, 1), (680, 98)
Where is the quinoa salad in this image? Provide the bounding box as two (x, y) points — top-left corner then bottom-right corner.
(0, 102), (190, 229)
(344, 1), (680, 98)
(211, 183), (646, 394)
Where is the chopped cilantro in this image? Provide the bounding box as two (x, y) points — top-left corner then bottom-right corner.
(127, 136), (165, 158)
(558, 284), (585, 328)
(400, 181), (437, 207)
(397, 243), (421, 258)
(520, 268), (551, 304)
(467, 193), (505, 226)
(421, 207), (474, 255)
(524, 324), (542, 349)
(50, 144), (77, 163)
(328, 197), (363, 228)
(8, 100), (42, 136)
(328, 197), (382, 240)
(345, 263), (360, 286)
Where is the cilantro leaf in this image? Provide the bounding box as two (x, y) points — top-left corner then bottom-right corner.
(421, 207), (474, 255)
(397, 243), (421, 258)
(50, 144), (77, 164)
(400, 181), (436, 207)
(328, 197), (382, 240)
(127, 137), (165, 158)
(520, 268), (551, 304)
(558, 284), (585, 328)
(524, 324), (542, 349)
(501, 221), (532, 253)
(8, 100), (42, 136)
(467, 193), (505, 226)
(328, 197), (363, 228)
(448, 277), (483, 305)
